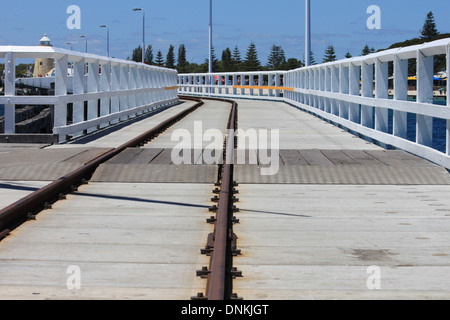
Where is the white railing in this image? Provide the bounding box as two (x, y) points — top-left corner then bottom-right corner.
(178, 38), (450, 169)
(0, 46), (178, 141)
(178, 71), (287, 100)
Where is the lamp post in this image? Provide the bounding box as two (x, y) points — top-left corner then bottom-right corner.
(100, 25), (110, 57)
(209, 0), (213, 73)
(133, 8), (145, 64)
(80, 35), (87, 53)
(305, 0), (311, 66)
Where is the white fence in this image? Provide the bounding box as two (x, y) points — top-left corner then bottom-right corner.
(0, 46), (178, 141)
(179, 38), (450, 169)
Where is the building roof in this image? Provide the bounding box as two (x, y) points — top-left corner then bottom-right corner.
(39, 34), (51, 46)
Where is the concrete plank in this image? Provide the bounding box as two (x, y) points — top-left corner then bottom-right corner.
(0, 182), (213, 300)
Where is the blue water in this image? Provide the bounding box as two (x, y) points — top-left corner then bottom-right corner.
(393, 97), (447, 153)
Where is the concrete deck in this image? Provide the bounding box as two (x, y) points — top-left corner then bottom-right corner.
(0, 98), (449, 300)
(231, 99), (450, 300)
(0, 183), (212, 300)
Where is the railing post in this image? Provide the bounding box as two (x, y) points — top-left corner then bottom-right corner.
(135, 65), (143, 115)
(111, 63), (120, 124)
(416, 49), (434, 147)
(361, 61), (374, 128)
(87, 60), (99, 132)
(339, 64), (349, 119)
(331, 66), (339, 116)
(375, 58), (389, 133)
(309, 69), (315, 108)
(99, 61), (111, 127)
(275, 73), (281, 97)
(72, 58), (85, 137)
(4, 52), (16, 134)
(54, 55), (68, 140)
(447, 45), (450, 156)
(318, 68), (325, 111)
(393, 54), (408, 139)
(349, 62), (360, 123)
(128, 66), (137, 118)
(119, 64), (129, 121)
(258, 74), (263, 96)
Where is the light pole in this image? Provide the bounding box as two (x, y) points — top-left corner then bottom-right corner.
(133, 8), (145, 64)
(305, 0), (311, 66)
(80, 35), (87, 53)
(100, 25), (110, 57)
(209, 0), (213, 73)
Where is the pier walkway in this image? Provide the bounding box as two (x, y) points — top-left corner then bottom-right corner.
(0, 98), (449, 300)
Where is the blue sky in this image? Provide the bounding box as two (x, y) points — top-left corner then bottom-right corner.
(1, 0), (450, 65)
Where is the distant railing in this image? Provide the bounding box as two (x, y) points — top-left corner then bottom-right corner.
(178, 38), (450, 169)
(0, 46), (178, 141)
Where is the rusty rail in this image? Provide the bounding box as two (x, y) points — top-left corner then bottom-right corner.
(195, 98), (239, 301)
(0, 96), (204, 235)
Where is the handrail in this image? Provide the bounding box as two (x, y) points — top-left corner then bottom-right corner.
(0, 46), (179, 142)
(178, 37), (450, 169)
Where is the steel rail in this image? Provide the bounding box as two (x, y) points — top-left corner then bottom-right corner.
(207, 99), (238, 301)
(0, 96), (204, 236)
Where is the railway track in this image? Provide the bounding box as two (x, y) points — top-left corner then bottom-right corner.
(0, 96), (242, 301)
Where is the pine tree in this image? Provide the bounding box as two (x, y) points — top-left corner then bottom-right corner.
(323, 44), (337, 63)
(232, 46), (242, 71)
(361, 45), (375, 56)
(205, 46), (219, 72)
(166, 45), (176, 69)
(155, 50), (164, 67)
(267, 45), (287, 70)
(421, 11), (440, 41)
(221, 48), (233, 72)
(144, 45), (153, 65)
(243, 42), (261, 71)
(132, 45), (142, 63)
(177, 44), (188, 73)
(345, 51), (352, 59)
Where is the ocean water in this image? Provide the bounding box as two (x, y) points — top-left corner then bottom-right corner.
(404, 98), (446, 153)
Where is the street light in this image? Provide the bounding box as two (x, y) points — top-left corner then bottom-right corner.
(80, 35), (87, 53)
(209, 0), (213, 73)
(133, 8), (145, 64)
(305, 0), (311, 66)
(99, 25), (110, 57)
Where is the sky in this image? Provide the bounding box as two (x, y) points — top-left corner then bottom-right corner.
(1, 0), (450, 65)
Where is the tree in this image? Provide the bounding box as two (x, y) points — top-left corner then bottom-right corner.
(166, 45), (176, 69)
(243, 42), (261, 71)
(177, 44), (188, 73)
(421, 11), (439, 41)
(345, 51), (352, 59)
(361, 45), (375, 56)
(155, 50), (164, 67)
(232, 46), (242, 71)
(131, 45), (142, 63)
(285, 58), (302, 70)
(144, 45), (153, 65)
(323, 44), (337, 63)
(221, 48), (233, 72)
(205, 46), (219, 72)
(267, 45), (286, 70)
